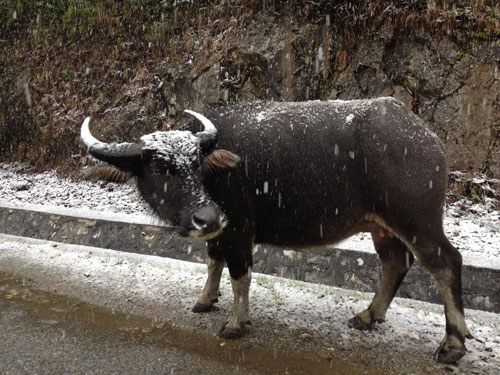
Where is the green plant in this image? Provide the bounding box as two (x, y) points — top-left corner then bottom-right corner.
(471, 30), (489, 39)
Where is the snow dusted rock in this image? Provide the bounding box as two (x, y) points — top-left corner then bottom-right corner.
(14, 181), (30, 191)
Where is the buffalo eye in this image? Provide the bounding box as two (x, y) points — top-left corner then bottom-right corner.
(148, 154), (177, 176)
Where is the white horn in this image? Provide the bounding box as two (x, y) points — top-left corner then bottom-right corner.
(80, 117), (142, 170)
(81, 117), (104, 150)
(184, 109), (217, 147)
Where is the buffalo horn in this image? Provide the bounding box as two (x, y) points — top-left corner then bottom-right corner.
(184, 109), (217, 148)
(80, 117), (143, 170)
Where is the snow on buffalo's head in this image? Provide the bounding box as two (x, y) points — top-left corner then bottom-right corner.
(80, 110), (239, 240)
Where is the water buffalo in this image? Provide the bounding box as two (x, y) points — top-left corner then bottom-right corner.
(81, 97), (470, 363)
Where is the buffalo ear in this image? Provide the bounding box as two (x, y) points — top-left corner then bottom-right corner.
(82, 165), (134, 183)
(201, 149), (240, 173)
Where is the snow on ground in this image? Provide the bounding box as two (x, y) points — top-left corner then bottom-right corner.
(1, 162), (498, 264)
(0, 163), (147, 214)
(0, 234), (498, 374)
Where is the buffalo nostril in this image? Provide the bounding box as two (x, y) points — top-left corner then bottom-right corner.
(191, 206), (222, 233)
(192, 213), (208, 230)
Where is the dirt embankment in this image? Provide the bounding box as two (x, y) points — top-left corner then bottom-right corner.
(1, 1), (500, 177)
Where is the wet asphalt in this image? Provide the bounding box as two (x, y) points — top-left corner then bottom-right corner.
(0, 237), (466, 375)
(0, 276), (259, 375)
(0, 271), (420, 375)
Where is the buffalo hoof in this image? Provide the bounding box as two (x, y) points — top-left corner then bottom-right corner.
(434, 344), (466, 364)
(348, 316), (373, 331)
(192, 303), (215, 313)
(218, 325), (244, 340)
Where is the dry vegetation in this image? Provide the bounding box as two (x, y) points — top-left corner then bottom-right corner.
(1, 0), (499, 171)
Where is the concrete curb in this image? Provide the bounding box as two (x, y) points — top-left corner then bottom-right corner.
(0, 201), (498, 313)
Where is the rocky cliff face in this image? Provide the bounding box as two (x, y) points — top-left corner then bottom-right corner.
(105, 16), (500, 178)
(158, 24), (500, 176)
(1, 1), (499, 177)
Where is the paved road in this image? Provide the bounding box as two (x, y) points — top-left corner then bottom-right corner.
(0, 274), (258, 375)
(2, 236), (496, 374)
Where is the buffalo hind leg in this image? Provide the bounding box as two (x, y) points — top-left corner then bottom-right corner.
(410, 235), (470, 364)
(349, 229), (414, 330)
(192, 253), (225, 313)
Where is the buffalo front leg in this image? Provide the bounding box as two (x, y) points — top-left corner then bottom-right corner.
(211, 211), (255, 339)
(192, 256), (225, 313)
(349, 230), (414, 330)
(218, 269), (252, 339)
